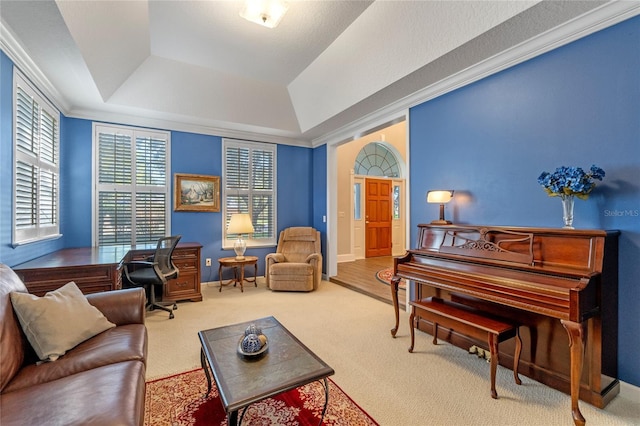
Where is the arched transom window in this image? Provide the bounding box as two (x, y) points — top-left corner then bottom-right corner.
(354, 142), (400, 177)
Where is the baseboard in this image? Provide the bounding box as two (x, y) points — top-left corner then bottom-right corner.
(337, 254), (355, 263)
(202, 276), (267, 287)
(620, 380), (640, 402)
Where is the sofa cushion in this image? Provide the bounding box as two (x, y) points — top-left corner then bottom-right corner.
(0, 360), (146, 426)
(269, 276), (314, 292)
(10, 282), (115, 362)
(282, 226), (317, 241)
(3, 324), (147, 393)
(269, 262), (313, 276)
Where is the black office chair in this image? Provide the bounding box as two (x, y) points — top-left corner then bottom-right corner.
(123, 235), (181, 319)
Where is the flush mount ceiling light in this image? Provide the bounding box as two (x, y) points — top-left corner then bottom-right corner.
(239, 0), (289, 29)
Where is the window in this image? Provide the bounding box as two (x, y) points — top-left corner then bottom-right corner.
(13, 69), (60, 245)
(354, 183), (361, 220)
(354, 142), (400, 177)
(393, 184), (400, 219)
(222, 139), (276, 247)
(93, 124), (170, 246)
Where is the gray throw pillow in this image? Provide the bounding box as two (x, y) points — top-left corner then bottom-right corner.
(10, 281), (115, 361)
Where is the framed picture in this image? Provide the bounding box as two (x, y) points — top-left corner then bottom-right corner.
(174, 173), (220, 212)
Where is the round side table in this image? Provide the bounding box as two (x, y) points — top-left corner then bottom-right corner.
(217, 256), (258, 292)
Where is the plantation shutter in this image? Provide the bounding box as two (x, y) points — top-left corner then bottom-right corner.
(13, 71), (60, 244)
(251, 148), (274, 240)
(95, 125), (169, 246)
(134, 135), (167, 243)
(223, 140), (276, 246)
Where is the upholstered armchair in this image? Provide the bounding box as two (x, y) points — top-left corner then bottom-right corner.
(266, 227), (323, 291)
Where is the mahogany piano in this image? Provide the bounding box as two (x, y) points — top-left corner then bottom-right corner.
(390, 224), (619, 426)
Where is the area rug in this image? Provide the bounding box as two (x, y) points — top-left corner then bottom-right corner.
(145, 368), (379, 425)
(375, 267), (405, 290)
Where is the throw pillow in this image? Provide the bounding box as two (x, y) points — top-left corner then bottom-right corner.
(10, 281), (115, 361)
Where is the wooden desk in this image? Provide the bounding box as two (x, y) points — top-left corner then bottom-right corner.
(13, 243), (202, 302)
(218, 256), (258, 292)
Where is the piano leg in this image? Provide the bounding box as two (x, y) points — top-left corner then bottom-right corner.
(561, 320), (586, 426)
(408, 307), (416, 352)
(489, 334), (499, 399)
(513, 327), (522, 386)
(390, 277), (400, 337)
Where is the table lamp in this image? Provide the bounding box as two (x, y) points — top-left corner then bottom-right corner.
(427, 190), (454, 224)
(227, 213), (255, 260)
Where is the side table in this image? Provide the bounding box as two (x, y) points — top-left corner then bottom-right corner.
(218, 256), (258, 292)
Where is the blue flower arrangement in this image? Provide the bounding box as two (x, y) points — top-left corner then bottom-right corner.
(537, 165), (605, 200)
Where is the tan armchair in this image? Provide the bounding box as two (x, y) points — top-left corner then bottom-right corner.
(266, 227), (323, 291)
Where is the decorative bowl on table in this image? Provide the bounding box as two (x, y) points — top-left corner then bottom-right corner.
(237, 326), (268, 358)
(244, 324), (263, 337)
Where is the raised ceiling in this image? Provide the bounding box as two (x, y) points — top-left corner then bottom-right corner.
(0, 1), (637, 146)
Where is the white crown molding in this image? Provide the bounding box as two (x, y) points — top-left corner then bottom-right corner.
(4, 2), (640, 149)
(312, 1), (640, 149)
(0, 20), (70, 114)
(71, 107), (311, 148)
(1, 17), (310, 148)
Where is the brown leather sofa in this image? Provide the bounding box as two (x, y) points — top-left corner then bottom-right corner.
(0, 263), (148, 426)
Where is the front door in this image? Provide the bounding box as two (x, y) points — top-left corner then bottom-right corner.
(365, 178), (392, 257)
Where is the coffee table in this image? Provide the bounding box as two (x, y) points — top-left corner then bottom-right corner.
(198, 316), (335, 425)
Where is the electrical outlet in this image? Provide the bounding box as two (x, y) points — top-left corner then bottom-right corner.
(205, 258), (212, 267)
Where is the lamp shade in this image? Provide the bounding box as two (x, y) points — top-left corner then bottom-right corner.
(427, 190), (454, 204)
(227, 213), (255, 235)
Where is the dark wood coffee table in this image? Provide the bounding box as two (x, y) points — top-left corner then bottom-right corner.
(198, 316), (335, 425)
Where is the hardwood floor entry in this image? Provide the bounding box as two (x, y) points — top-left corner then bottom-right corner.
(330, 256), (405, 309)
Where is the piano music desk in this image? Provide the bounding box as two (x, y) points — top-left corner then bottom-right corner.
(409, 297), (522, 399)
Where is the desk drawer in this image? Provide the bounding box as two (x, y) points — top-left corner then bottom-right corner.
(165, 272), (202, 302)
(16, 265), (117, 296)
(173, 257), (198, 273)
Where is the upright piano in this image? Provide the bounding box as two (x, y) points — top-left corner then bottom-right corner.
(390, 224), (619, 426)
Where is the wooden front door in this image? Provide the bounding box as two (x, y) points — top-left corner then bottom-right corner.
(365, 178), (392, 257)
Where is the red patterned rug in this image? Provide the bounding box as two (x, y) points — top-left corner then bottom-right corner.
(375, 267), (405, 290)
(145, 368), (379, 425)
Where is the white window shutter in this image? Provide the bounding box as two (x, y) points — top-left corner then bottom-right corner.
(13, 70), (60, 245)
(94, 124), (170, 246)
(223, 139), (276, 246)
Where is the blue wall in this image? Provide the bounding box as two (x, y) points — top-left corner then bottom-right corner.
(409, 16), (640, 387)
(62, 118), (93, 247)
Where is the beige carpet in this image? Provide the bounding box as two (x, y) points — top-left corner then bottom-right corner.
(145, 279), (639, 426)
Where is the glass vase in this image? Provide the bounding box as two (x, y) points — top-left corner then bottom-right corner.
(561, 195), (575, 229)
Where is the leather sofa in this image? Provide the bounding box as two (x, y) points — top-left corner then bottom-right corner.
(0, 263), (148, 426)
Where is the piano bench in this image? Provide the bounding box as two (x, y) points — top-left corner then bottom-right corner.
(409, 297), (522, 399)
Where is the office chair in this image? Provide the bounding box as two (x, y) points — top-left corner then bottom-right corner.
(123, 235), (181, 319)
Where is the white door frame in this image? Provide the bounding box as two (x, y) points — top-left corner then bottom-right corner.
(325, 112), (410, 284)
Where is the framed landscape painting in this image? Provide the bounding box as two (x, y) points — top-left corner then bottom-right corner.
(174, 173), (220, 212)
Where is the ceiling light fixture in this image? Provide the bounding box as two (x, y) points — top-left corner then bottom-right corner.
(240, 0), (289, 29)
